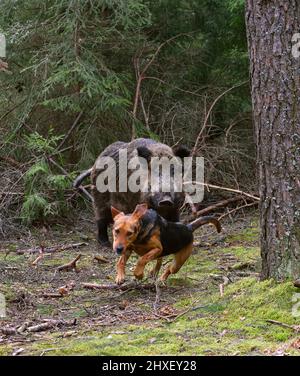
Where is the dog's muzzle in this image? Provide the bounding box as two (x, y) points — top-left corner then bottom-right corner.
(115, 245), (124, 255)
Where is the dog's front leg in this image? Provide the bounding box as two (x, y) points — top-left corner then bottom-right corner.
(116, 250), (132, 285)
(134, 248), (162, 280)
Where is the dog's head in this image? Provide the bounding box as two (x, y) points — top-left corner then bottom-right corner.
(111, 203), (148, 255)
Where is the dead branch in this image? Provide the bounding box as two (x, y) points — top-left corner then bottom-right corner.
(82, 282), (156, 291)
(183, 181), (260, 201)
(58, 281), (76, 295)
(0, 155), (22, 168)
(153, 280), (161, 313)
(192, 80), (248, 154)
(32, 253), (44, 266)
(42, 282), (75, 298)
(93, 255), (109, 264)
(266, 320), (300, 333)
(0, 59), (11, 73)
(131, 33), (193, 139)
(219, 201), (258, 220)
(27, 319), (76, 333)
(192, 195), (246, 218)
(55, 111), (83, 152)
(294, 279), (300, 288)
(16, 242), (87, 255)
(42, 292), (64, 298)
(56, 254), (81, 272)
(1, 327), (17, 335)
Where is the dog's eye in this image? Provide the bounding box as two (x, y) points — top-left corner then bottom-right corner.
(115, 229), (120, 234)
(127, 231), (134, 237)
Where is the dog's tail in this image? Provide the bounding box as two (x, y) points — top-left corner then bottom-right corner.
(187, 215), (221, 233)
(73, 168), (92, 189)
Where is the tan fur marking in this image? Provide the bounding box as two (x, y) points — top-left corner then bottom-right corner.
(134, 248), (163, 280)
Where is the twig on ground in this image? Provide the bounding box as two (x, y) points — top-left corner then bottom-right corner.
(56, 254), (81, 273)
(31, 253), (44, 267)
(266, 320), (300, 333)
(192, 195), (246, 218)
(183, 181), (259, 201)
(82, 282), (156, 291)
(27, 319), (77, 333)
(218, 201), (258, 220)
(41, 292), (64, 298)
(93, 255), (109, 264)
(153, 279), (161, 313)
(219, 276), (230, 297)
(16, 242), (87, 255)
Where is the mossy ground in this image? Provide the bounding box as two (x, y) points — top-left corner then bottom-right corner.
(0, 214), (299, 355)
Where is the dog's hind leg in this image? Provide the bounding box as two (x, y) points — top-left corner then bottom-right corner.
(160, 243), (193, 281)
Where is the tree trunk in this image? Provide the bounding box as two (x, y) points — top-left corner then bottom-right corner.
(246, 0), (300, 280)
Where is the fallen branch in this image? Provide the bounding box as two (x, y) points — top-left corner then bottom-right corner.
(219, 201), (258, 220)
(192, 195), (246, 218)
(0, 155), (22, 168)
(266, 319), (300, 333)
(294, 279), (300, 288)
(42, 282), (75, 298)
(183, 181), (260, 201)
(93, 255), (109, 264)
(82, 282), (156, 291)
(32, 253), (44, 266)
(27, 319), (76, 333)
(56, 254), (81, 272)
(42, 292), (64, 298)
(16, 242), (87, 255)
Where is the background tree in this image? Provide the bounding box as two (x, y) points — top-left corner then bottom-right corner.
(246, 0), (300, 280)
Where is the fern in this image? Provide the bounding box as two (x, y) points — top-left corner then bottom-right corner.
(21, 194), (49, 224)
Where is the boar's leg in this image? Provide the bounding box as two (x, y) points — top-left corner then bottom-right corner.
(96, 217), (111, 246)
(92, 187), (112, 247)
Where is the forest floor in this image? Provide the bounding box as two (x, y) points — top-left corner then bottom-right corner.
(0, 212), (300, 356)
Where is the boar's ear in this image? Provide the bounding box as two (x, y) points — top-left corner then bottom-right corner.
(132, 203), (148, 219)
(173, 145), (190, 159)
(111, 206), (124, 220)
(136, 146), (152, 163)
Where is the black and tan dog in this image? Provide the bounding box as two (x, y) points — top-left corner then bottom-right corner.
(111, 203), (221, 284)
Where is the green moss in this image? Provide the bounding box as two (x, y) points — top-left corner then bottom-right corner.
(227, 221), (259, 244)
(2, 217), (300, 356)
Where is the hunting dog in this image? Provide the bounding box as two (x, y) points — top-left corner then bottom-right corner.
(111, 204), (221, 284)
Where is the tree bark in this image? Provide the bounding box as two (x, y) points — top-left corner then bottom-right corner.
(246, 0), (300, 280)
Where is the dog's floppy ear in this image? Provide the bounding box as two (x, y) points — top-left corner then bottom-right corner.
(111, 206), (124, 220)
(132, 203), (148, 219)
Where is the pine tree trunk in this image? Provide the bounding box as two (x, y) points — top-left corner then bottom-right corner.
(245, 0), (300, 280)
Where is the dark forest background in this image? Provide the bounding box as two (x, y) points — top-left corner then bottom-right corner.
(0, 0), (255, 232)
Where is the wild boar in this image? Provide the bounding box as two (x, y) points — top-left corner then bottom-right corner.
(74, 138), (190, 246)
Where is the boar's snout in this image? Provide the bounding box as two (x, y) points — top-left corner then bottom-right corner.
(158, 197), (174, 207)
